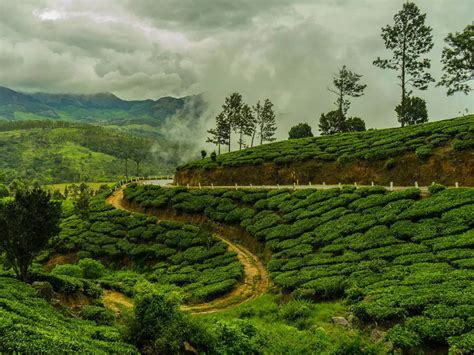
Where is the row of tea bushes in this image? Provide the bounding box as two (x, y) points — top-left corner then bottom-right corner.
(47, 191), (242, 303)
(0, 275), (137, 353)
(124, 184), (474, 352)
(178, 115), (473, 170)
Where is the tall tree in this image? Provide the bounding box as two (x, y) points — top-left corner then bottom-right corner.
(373, 2), (434, 127)
(222, 92), (243, 152)
(328, 65), (366, 118)
(250, 101), (262, 147)
(0, 187), (61, 281)
(206, 112), (229, 155)
(235, 104), (254, 150)
(130, 139), (150, 176)
(258, 99), (277, 145)
(438, 24), (473, 96)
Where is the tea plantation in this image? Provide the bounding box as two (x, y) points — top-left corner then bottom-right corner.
(178, 115), (473, 170)
(45, 192), (243, 304)
(125, 183), (474, 352)
(0, 275), (137, 353)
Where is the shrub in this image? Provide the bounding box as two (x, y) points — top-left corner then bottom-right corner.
(429, 183), (447, 195)
(51, 264), (83, 278)
(80, 305), (115, 325)
(387, 325), (421, 349)
(78, 258), (106, 279)
(278, 300), (313, 329)
(415, 145), (433, 159)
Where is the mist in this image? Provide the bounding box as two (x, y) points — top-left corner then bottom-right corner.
(0, 0), (472, 156)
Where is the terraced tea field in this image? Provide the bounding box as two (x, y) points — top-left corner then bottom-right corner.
(124, 183), (474, 352)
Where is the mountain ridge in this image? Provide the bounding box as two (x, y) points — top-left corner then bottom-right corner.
(0, 85), (205, 126)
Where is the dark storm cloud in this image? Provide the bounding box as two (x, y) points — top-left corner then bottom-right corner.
(0, 0), (472, 141)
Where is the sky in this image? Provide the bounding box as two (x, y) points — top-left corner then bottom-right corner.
(0, 0), (472, 139)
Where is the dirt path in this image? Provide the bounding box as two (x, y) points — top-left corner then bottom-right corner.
(105, 187), (269, 314)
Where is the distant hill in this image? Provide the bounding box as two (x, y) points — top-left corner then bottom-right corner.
(0, 86), (206, 126)
(0, 120), (178, 184)
(176, 115), (474, 186)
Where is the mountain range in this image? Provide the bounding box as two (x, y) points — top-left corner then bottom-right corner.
(0, 86), (205, 126)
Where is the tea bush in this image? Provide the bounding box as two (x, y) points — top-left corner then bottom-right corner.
(177, 116), (473, 171)
(124, 183), (474, 352)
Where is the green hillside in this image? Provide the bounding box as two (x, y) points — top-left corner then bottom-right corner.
(124, 184), (474, 353)
(0, 120), (169, 184)
(180, 115), (473, 171)
(0, 86), (205, 127)
(0, 275), (137, 353)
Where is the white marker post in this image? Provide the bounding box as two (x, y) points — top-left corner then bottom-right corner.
(455, 182), (459, 188)
(198, 182), (201, 189)
(371, 181), (374, 187)
(235, 183), (238, 190)
(211, 183), (214, 189)
(415, 181), (418, 188)
(187, 184), (190, 189)
(390, 182), (394, 191)
(338, 182), (342, 189)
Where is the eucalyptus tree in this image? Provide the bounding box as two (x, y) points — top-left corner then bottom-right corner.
(373, 2), (434, 127)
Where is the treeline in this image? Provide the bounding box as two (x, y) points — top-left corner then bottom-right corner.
(0, 119), (87, 132)
(206, 93), (277, 154)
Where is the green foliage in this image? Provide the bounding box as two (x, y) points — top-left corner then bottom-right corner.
(0, 276), (136, 353)
(415, 145), (433, 159)
(0, 187), (61, 281)
(0, 184), (9, 198)
(373, 2), (434, 127)
(438, 24), (474, 96)
(0, 121), (170, 184)
(179, 115), (473, 171)
(395, 97), (428, 126)
(128, 281), (200, 354)
(78, 258), (106, 279)
(80, 305), (115, 325)
(289, 123), (313, 139)
(429, 183), (447, 195)
(123, 184), (474, 352)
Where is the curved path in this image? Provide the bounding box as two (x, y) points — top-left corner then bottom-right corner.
(106, 187), (269, 314)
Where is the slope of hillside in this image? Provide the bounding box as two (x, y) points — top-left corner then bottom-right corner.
(176, 116), (474, 186)
(0, 275), (137, 353)
(0, 86), (205, 127)
(0, 121), (169, 184)
(124, 184), (474, 353)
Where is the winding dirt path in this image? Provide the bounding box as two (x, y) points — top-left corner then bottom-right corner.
(105, 187), (269, 314)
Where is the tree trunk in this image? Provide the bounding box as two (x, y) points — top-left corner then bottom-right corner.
(251, 129), (256, 147)
(218, 142), (221, 155)
(401, 34), (407, 127)
(136, 161), (140, 176)
(239, 130), (243, 150)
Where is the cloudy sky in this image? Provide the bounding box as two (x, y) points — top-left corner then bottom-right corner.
(0, 0), (472, 137)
